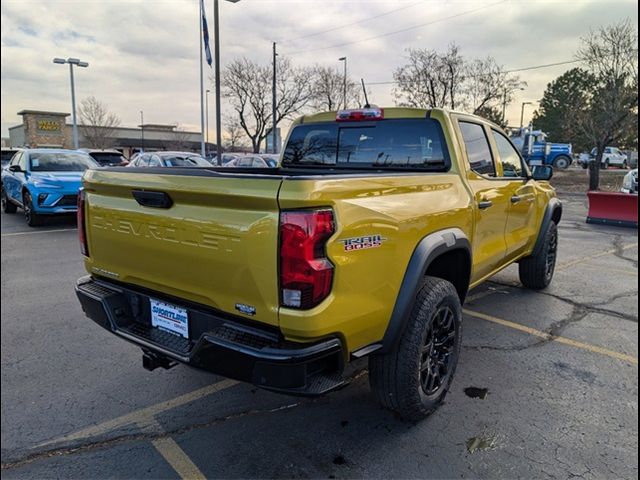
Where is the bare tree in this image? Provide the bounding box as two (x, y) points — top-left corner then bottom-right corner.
(393, 44), (465, 109)
(575, 20), (638, 190)
(311, 66), (361, 111)
(78, 96), (121, 149)
(463, 57), (524, 115)
(392, 45), (523, 117)
(222, 56), (314, 153)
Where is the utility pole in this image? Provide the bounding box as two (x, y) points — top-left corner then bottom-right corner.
(339, 57), (347, 110)
(272, 42), (278, 154)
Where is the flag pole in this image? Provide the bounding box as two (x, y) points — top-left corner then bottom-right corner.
(199, 0), (206, 157)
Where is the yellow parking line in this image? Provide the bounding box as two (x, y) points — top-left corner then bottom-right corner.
(37, 379), (238, 447)
(145, 419), (206, 480)
(464, 309), (638, 365)
(1, 228), (76, 237)
(556, 242), (638, 271)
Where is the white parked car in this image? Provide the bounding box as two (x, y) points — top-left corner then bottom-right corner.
(621, 169), (638, 194)
(589, 147), (629, 169)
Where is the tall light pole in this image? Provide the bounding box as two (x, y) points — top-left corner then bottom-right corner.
(53, 57), (88, 149)
(339, 57), (347, 110)
(272, 42), (278, 154)
(502, 87), (524, 126)
(213, 0), (241, 164)
(206, 89), (210, 156)
(520, 101), (533, 129)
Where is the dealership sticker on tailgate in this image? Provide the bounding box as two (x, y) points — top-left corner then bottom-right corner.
(150, 299), (189, 338)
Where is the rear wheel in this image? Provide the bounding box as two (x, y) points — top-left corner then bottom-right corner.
(369, 276), (462, 421)
(23, 191), (43, 227)
(553, 155), (571, 170)
(600, 159), (609, 170)
(519, 222), (558, 290)
(1, 185), (17, 213)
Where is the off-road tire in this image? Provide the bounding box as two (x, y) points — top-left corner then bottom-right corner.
(369, 276), (462, 421)
(519, 221), (558, 290)
(1, 185), (17, 213)
(23, 191), (43, 227)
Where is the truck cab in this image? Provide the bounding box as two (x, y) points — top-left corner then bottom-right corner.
(510, 127), (573, 170)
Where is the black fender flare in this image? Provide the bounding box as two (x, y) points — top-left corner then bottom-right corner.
(531, 198), (562, 257)
(380, 228), (471, 353)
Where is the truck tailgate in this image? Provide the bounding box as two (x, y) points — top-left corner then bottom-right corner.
(82, 169), (282, 327)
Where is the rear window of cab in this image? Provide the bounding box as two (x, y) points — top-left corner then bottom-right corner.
(282, 119), (451, 171)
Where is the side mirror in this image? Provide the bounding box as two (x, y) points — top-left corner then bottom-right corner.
(8, 165), (23, 173)
(531, 165), (553, 181)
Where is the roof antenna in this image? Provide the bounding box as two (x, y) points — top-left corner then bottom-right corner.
(361, 79), (371, 108)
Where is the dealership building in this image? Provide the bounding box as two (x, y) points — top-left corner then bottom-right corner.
(8, 110), (215, 158)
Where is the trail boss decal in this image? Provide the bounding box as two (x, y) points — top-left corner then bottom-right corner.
(341, 234), (386, 252)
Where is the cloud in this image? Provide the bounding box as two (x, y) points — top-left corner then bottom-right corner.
(1, 0), (638, 138)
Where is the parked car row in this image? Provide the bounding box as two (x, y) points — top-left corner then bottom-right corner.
(1, 147), (283, 227)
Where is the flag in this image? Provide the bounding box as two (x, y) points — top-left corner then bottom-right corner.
(202, 0), (212, 67)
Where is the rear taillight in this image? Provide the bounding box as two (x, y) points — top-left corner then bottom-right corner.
(280, 209), (335, 309)
(77, 188), (89, 257)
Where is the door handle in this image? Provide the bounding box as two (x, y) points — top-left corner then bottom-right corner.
(478, 200), (493, 210)
(511, 195), (521, 203)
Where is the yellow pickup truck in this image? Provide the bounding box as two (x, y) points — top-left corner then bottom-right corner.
(75, 107), (561, 420)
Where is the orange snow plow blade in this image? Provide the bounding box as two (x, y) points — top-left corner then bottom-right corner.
(587, 191), (638, 228)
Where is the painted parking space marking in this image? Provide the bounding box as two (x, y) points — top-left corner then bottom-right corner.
(145, 419), (207, 480)
(464, 308), (638, 365)
(37, 379), (238, 447)
(1, 228), (76, 237)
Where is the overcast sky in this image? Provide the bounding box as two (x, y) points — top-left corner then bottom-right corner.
(1, 0), (638, 140)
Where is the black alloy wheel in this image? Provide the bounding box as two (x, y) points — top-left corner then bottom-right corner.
(420, 306), (456, 396)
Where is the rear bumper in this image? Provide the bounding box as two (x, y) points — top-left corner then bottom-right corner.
(75, 276), (345, 396)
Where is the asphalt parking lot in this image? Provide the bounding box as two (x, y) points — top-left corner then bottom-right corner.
(1, 193), (637, 479)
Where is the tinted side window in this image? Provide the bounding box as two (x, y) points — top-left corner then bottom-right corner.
(492, 130), (525, 178)
(459, 122), (495, 176)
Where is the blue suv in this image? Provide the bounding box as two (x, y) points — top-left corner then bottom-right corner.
(1, 149), (98, 226)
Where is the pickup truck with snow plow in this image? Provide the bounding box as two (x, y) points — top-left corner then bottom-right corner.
(75, 107), (562, 420)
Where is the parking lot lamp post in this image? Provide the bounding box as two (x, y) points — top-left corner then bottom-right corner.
(520, 101), (533, 129)
(214, 0), (241, 164)
(53, 57), (89, 149)
(339, 57), (347, 110)
(502, 87), (525, 125)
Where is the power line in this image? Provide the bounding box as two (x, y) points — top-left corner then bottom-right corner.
(280, 0), (426, 44)
(283, 0), (507, 57)
(366, 49), (639, 86)
(367, 59), (582, 85)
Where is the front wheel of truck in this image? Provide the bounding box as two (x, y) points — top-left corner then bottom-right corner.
(519, 221), (558, 290)
(369, 277), (462, 421)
